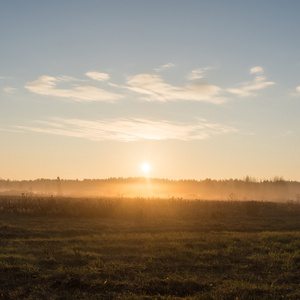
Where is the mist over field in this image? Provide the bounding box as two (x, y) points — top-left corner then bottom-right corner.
(1, 177), (300, 202)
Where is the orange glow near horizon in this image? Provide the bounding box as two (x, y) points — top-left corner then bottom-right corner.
(141, 162), (152, 195)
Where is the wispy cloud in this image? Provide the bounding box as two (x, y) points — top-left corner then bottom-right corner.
(250, 66), (264, 74)
(227, 66), (275, 97)
(3, 86), (17, 94)
(85, 71), (110, 81)
(14, 118), (237, 142)
(187, 66), (214, 80)
(56, 75), (84, 82)
(23, 65), (274, 103)
(25, 75), (122, 102)
(154, 63), (175, 72)
(126, 73), (226, 103)
(291, 85), (300, 96)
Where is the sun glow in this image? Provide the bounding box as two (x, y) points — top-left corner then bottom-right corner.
(141, 162), (151, 175)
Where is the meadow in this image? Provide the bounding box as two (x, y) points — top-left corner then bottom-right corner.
(0, 195), (299, 299)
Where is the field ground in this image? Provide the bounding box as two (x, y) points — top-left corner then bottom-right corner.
(0, 197), (299, 299)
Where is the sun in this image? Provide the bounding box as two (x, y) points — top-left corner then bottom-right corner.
(141, 162), (151, 174)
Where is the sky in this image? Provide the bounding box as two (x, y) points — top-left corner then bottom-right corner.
(1, 0), (300, 181)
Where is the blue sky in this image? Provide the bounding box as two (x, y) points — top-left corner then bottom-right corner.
(1, 0), (300, 180)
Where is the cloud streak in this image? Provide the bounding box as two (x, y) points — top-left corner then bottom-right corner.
(154, 63), (175, 72)
(3, 86), (17, 94)
(14, 118), (237, 142)
(227, 66), (275, 97)
(24, 66), (274, 103)
(25, 75), (122, 102)
(291, 85), (300, 96)
(187, 66), (214, 80)
(126, 73), (226, 103)
(85, 71), (110, 81)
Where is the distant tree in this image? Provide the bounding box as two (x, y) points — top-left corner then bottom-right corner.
(57, 177), (61, 195)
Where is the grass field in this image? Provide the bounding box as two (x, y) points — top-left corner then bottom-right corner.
(0, 196), (299, 299)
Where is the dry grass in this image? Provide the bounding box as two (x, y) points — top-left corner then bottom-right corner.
(0, 196), (299, 299)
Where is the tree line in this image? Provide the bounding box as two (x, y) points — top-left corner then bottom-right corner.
(1, 177), (300, 201)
